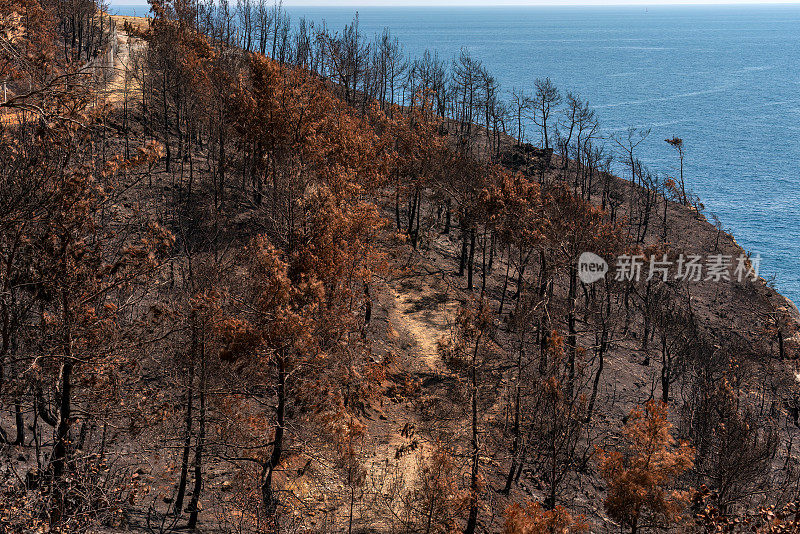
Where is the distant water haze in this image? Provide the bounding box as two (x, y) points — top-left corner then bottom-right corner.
(113, 4), (800, 303)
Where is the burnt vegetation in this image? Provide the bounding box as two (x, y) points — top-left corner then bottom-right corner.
(1, 0), (800, 532)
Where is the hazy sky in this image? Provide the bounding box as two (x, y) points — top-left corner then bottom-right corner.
(277, 0), (799, 3)
(111, 0), (800, 6)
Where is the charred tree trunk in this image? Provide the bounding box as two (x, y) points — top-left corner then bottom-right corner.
(13, 401), (24, 445)
(187, 352), (205, 529)
(566, 265), (577, 384)
(459, 226), (468, 276)
(262, 353), (286, 516)
(467, 227), (476, 290)
(464, 334), (481, 534)
(174, 374), (193, 516)
(52, 289), (74, 483)
(503, 336), (524, 493)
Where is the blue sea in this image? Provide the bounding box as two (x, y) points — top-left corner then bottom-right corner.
(114, 4), (800, 304)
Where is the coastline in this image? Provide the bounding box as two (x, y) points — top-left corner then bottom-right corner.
(103, 11), (800, 359)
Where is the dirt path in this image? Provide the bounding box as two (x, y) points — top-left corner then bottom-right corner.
(102, 16), (146, 106)
(337, 268), (461, 530)
(387, 273), (458, 374)
(1, 18), (138, 125)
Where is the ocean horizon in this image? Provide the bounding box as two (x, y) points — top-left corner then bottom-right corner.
(113, 3), (800, 304)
